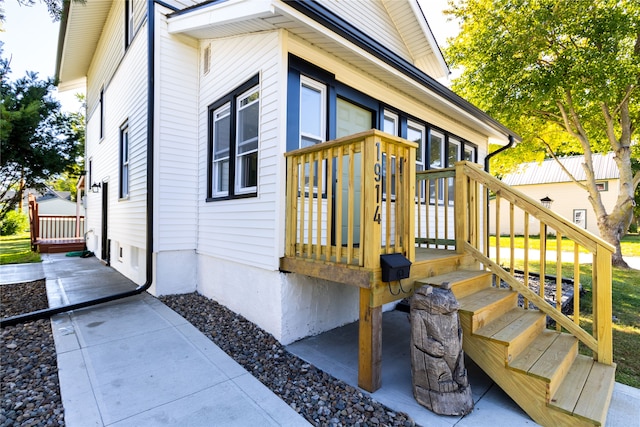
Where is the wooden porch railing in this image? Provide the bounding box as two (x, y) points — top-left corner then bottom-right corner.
(284, 130), (416, 272)
(453, 161), (614, 365)
(28, 193), (85, 249)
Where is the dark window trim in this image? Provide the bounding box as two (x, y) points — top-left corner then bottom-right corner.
(206, 74), (260, 201)
(288, 56), (479, 170)
(99, 87), (104, 140)
(125, 0), (133, 49)
(119, 120), (130, 200)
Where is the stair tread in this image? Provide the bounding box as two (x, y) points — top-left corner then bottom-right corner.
(550, 355), (616, 425)
(510, 330), (561, 373)
(476, 309), (544, 344)
(458, 287), (515, 313)
(474, 308), (531, 338)
(528, 334), (577, 382)
(415, 270), (490, 287)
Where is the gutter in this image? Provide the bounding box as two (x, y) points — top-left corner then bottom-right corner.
(1, 0), (157, 328)
(483, 135), (516, 256)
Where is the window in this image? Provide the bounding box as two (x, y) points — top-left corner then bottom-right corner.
(429, 130), (445, 204)
(407, 121), (425, 171)
(125, 0), (134, 48)
(383, 110), (399, 136)
(596, 181), (608, 192)
(464, 145), (476, 162)
(119, 122), (129, 199)
(99, 87), (104, 140)
(574, 209), (587, 228)
(235, 86), (259, 194)
(208, 75), (260, 200)
(300, 76), (326, 148)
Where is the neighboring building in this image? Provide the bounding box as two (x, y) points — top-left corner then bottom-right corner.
(490, 153), (620, 237)
(17, 187), (85, 217)
(56, 0), (516, 344)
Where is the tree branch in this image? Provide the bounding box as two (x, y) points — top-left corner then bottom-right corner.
(538, 136), (588, 191)
(601, 102), (622, 152)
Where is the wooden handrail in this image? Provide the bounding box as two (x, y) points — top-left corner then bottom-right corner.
(455, 161), (613, 364)
(284, 129), (416, 270)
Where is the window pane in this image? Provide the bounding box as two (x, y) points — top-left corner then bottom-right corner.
(430, 132), (443, 169)
(214, 105), (230, 157)
(237, 90), (259, 153)
(301, 84), (322, 136)
(448, 139), (460, 167)
(383, 112), (398, 136)
(238, 152), (258, 189)
(214, 159), (229, 194)
(407, 123), (424, 164)
(464, 146), (475, 162)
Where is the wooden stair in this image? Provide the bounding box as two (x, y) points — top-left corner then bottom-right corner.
(414, 269), (616, 426)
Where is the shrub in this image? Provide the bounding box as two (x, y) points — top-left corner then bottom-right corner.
(0, 211), (29, 236)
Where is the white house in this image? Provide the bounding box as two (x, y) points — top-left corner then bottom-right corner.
(56, 0), (516, 348)
(489, 153), (620, 237)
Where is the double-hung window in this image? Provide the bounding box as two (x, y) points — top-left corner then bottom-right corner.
(208, 75), (260, 200)
(429, 130), (445, 204)
(119, 122), (129, 199)
(300, 76), (326, 148)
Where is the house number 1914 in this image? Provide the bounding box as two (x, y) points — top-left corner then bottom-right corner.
(373, 142), (382, 224)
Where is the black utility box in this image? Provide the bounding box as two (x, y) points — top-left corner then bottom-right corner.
(380, 253), (412, 282)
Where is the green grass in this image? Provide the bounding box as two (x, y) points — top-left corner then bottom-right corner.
(0, 233), (41, 265)
(507, 259), (640, 388)
(491, 234), (640, 257)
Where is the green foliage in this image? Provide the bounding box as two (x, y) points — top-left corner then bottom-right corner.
(0, 45), (84, 221)
(446, 0), (640, 265)
(0, 210), (28, 236)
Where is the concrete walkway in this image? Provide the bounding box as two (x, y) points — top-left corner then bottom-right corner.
(3, 254), (308, 427)
(1, 254), (638, 426)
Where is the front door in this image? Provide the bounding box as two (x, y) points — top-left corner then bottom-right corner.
(101, 182), (109, 264)
(336, 98), (373, 245)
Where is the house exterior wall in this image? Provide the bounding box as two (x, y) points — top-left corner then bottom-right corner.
(188, 27), (491, 343)
(78, 0), (498, 344)
(84, 0), (149, 285)
(489, 180), (620, 237)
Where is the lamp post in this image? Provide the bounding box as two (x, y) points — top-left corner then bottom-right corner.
(540, 196), (553, 209)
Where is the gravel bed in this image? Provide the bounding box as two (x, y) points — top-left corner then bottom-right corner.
(160, 292), (417, 427)
(1, 280), (64, 427)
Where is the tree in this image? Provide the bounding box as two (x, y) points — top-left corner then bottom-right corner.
(0, 47), (83, 221)
(446, 0), (640, 268)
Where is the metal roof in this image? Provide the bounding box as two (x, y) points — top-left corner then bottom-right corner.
(501, 152), (620, 186)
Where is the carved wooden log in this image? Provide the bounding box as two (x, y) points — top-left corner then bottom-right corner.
(410, 284), (473, 416)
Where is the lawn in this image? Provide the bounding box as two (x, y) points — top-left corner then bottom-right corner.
(491, 234), (640, 257)
(0, 233), (41, 265)
(507, 258), (640, 388)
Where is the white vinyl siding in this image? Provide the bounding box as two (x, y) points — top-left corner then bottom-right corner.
(83, 0), (149, 281)
(198, 31), (282, 270)
(156, 5), (199, 252)
(316, 0), (412, 61)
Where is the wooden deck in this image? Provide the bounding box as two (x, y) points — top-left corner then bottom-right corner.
(34, 238), (86, 254)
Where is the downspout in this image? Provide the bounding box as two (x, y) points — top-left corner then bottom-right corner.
(1, 1), (156, 328)
(482, 135), (515, 257)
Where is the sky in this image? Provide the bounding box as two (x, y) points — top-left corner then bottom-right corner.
(1, 0), (459, 111)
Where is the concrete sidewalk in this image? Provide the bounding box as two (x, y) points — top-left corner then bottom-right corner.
(20, 254), (309, 427)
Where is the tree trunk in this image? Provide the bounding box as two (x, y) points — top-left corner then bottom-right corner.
(599, 217), (631, 269)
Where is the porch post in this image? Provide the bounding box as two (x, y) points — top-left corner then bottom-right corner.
(358, 287), (382, 391)
(358, 133), (383, 392)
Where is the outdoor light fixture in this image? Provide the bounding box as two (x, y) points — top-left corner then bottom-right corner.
(91, 182), (102, 193)
(540, 196), (553, 209)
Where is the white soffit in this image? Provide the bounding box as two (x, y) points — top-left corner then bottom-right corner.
(57, 0), (112, 85)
